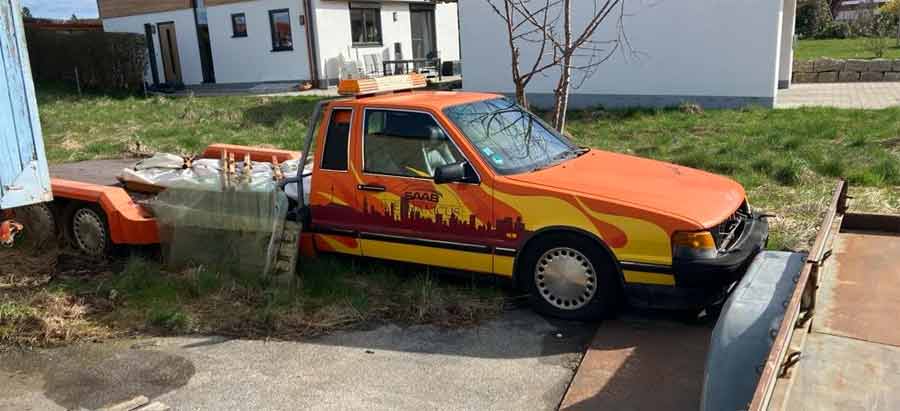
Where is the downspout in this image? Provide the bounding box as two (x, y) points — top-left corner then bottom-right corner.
(303, 0), (322, 88)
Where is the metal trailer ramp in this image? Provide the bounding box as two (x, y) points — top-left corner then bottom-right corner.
(743, 181), (900, 411)
(781, 213), (900, 410)
(560, 316), (711, 411)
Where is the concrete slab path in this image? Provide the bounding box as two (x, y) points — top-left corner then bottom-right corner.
(0, 310), (595, 411)
(777, 82), (900, 109)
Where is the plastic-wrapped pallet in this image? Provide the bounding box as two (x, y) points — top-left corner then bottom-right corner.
(138, 153), (297, 277)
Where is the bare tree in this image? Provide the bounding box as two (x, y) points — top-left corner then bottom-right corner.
(487, 0), (631, 132)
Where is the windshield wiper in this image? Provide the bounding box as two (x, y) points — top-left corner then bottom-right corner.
(530, 148), (584, 172)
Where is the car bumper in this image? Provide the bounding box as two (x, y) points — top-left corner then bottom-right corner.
(673, 212), (770, 289)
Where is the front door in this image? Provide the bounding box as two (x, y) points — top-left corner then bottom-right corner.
(354, 108), (495, 274)
(157, 22), (183, 84)
(410, 6), (437, 59)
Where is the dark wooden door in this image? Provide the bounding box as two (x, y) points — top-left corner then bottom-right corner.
(157, 22), (182, 84)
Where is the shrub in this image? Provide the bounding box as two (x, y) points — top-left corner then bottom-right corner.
(816, 21), (852, 39)
(848, 0), (896, 56)
(797, 0), (834, 38)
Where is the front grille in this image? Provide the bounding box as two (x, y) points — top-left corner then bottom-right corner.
(711, 201), (751, 251)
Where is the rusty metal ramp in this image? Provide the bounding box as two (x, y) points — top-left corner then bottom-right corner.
(782, 212), (900, 411)
(815, 215), (900, 347)
(560, 316), (710, 411)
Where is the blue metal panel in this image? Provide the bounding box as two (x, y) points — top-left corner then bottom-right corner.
(0, 0), (52, 209)
(701, 251), (807, 411)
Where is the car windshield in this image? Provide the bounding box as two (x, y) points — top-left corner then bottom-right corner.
(443, 98), (579, 175)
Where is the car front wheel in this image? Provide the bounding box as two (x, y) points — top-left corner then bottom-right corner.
(520, 232), (620, 321)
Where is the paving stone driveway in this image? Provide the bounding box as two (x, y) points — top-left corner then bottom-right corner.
(777, 82), (900, 109)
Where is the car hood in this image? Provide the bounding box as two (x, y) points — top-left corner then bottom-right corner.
(506, 150), (746, 228)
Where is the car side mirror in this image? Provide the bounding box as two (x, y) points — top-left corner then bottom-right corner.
(434, 161), (479, 184)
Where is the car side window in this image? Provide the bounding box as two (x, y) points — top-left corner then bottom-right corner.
(364, 110), (464, 178)
(321, 108), (352, 171)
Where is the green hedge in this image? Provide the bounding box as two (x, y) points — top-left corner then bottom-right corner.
(25, 29), (148, 91)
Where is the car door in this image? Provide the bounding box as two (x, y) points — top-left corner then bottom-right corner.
(353, 108), (495, 274)
(308, 106), (363, 256)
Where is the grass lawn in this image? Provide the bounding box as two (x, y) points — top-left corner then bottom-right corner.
(795, 37), (900, 60)
(36, 82), (319, 163)
(5, 82), (899, 347)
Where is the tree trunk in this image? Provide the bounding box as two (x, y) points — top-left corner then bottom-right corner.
(516, 83), (528, 108)
(552, 0), (573, 132)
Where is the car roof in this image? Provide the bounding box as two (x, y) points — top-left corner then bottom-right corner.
(334, 90), (504, 111)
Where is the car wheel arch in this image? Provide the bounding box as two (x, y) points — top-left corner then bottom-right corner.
(511, 226), (626, 292)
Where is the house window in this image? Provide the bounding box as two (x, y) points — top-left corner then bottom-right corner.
(268, 9), (293, 51)
(231, 13), (247, 37)
(350, 4), (382, 46)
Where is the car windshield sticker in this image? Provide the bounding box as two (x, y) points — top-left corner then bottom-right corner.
(491, 154), (504, 165)
(482, 147), (494, 156)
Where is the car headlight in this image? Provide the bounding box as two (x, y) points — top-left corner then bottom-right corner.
(673, 231), (718, 260)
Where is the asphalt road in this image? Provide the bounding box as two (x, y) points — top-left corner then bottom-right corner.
(0, 310), (596, 411)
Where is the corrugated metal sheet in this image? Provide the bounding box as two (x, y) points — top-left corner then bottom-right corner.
(0, 0), (52, 209)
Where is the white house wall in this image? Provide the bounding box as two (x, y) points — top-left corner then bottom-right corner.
(313, 0), (406, 82)
(459, 0), (786, 108)
(435, 2), (459, 62)
(103, 9), (205, 85)
(206, 0), (311, 84)
(779, 0), (797, 89)
(313, 0), (459, 83)
(102, 0), (461, 87)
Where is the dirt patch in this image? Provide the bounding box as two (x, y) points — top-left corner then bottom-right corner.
(1, 248), (118, 349)
(0, 341), (195, 410)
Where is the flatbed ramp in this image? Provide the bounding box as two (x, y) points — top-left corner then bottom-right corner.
(782, 214), (900, 410)
(560, 316), (710, 410)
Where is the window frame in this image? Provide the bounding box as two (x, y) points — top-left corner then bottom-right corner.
(349, 5), (383, 47)
(361, 107), (480, 184)
(231, 12), (248, 38)
(268, 8), (293, 52)
(319, 107), (354, 172)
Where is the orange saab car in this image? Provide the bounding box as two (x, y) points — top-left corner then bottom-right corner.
(307, 85), (768, 320)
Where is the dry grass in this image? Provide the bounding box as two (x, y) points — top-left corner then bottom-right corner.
(0, 249), (114, 349)
(0, 248), (509, 349)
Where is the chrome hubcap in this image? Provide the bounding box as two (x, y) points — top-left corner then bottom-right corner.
(72, 209), (106, 256)
(535, 247), (597, 310)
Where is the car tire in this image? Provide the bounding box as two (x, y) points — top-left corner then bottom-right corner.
(65, 203), (112, 257)
(13, 203), (57, 252)
(519, 232), (620, 321)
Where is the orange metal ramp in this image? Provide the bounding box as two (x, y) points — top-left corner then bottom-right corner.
(560, 317), (710, 411)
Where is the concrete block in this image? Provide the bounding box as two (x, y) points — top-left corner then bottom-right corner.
(794, 60), (815, 73)
(867, 59), (893, 72)
(885, 72), (900, 81)
(818, 71), (839, 82)
(894, 59), (900, 72)
(838, 71), (860, 82)
(815, 58), (845, 72)
(860, 71), (884, 82)
(793, 72), (818, 83)
(844, 59), (869, 72)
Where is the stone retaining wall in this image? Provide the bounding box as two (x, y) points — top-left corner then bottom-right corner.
(793, 58), (900, 83)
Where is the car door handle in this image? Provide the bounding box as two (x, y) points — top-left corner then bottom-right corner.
(357, 184), (386, 192)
